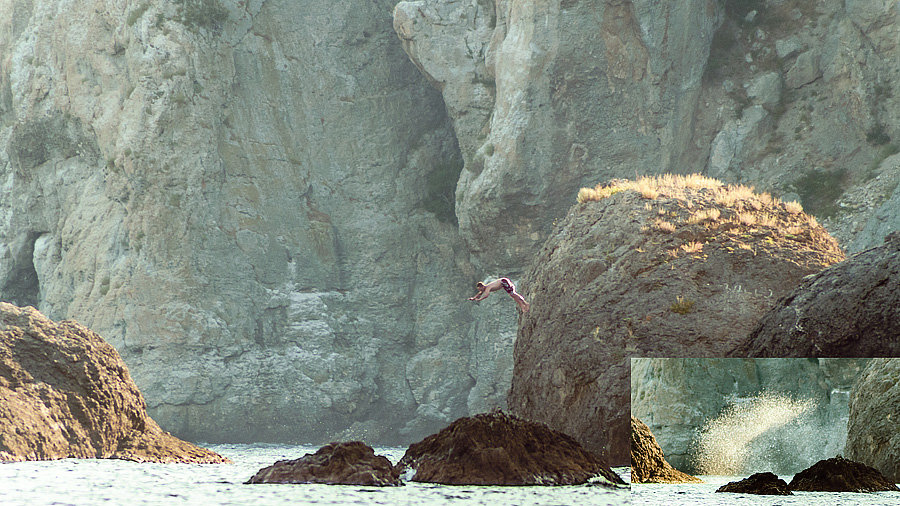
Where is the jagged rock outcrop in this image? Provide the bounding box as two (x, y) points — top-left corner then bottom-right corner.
(246, 441), (401, 486)
(845, 359), (900, 483)
(0, 0), (512, 445)
(393, 0), (900, 261)
(393, 0), (723, 273)
(716, 473), (793, 495)
(631, 416), (701, 484)
(509, 175), (844, 465)
(0, 303), (227, 463)
(394, 411), (625, 486)
(632, 357), (868, 474)
(731, 232), (900, 357)
(789, 456), (900, 492)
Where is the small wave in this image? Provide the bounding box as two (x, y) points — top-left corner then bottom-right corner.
(691, 391), (844, 475)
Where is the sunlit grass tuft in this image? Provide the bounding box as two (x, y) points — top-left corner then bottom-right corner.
(784, 200), (803, 214)
(655, 219), (676, 233)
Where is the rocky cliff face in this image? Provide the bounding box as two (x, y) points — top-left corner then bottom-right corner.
(631, 357), (869, 474)
(845, 358), (900, 483)
(731, 231), (900, 357)
(1, 0), (898, 447)
(0, 0), (512, 444)
(394, 0), (900, 257)
(394, 0), (723, 273)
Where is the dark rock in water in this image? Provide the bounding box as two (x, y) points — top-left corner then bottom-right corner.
(732, 231), (900, 357)
(394, 411), (626, 486)
(0, 303), (229, 463)
(631, 416), (701, 484)
(508, 176), (843, 465)
(246, 441), (401, 486)
(716, 472), (792, 495)
(788, 456), (900, 492)
(846, 359), (900, 483)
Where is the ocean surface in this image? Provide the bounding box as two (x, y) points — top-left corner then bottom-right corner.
(0, 444), (630, 506)
(633, 474), (900, 506)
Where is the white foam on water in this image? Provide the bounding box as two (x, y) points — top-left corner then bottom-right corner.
(691, 392), (843, 476)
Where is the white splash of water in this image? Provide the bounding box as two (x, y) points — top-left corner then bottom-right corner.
(691, 392), (835, 476)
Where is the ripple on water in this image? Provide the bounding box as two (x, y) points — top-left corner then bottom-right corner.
(0, 444), (630, 506)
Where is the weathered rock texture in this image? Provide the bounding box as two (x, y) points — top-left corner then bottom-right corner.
(632, 357), (868, 474)
(0, 0), (514, 445)
(845, 358), (900, 483)
(394, 0), (723, 274)
(394, 411), (625, 486)
(0, 303), (227, 463)
(631, 416), (701, 484)
(1, 0), (898, 448)
(509, 175), (844, 465)
(394, 0), (900, 259)
(246, 441), (401, 486)
(716, 472), (792, 495)
(788, 456), (900, 492)
(732, 232), (900, 357)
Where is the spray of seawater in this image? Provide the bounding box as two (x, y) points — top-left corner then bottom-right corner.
(691, 392), (844, 476)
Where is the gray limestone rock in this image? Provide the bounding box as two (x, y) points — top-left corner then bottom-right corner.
(394, 0), (723, 274)
(845, 358), (900, 483)
(0, 0), (510, 445)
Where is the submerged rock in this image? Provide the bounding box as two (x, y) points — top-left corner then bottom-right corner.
(0, 303), (228, 463)
(394, 411), (625, 486)
(246, 442), (401, 486)
(845, 359), (900, 483)
(732, 232), (900, 357)
(509, 175), (843, 465)
(788, 457), (900, 492)
(716, 472), (793, 495)
(630, 416), (701, 484)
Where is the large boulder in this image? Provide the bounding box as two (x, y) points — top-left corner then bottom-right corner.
(845, 359), (900, 483)
(788, 457), (900, 492)
(630, 416), (701, 484)
(509, 175), (844, 465)
(716, 472), (792, 495)
(246, 442), (401, 486)
(0, 303), (228, 463)
(731, 232), (900, 357)
(394, 411), (625, 486)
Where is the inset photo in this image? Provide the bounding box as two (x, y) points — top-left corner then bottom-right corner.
(631, 357), (900, 504)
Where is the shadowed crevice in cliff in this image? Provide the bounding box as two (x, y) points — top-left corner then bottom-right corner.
(0, 231), (42, 309)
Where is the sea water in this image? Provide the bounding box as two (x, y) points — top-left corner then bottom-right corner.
(632, 474), (900, 506)
(0, 444), (630, 505)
